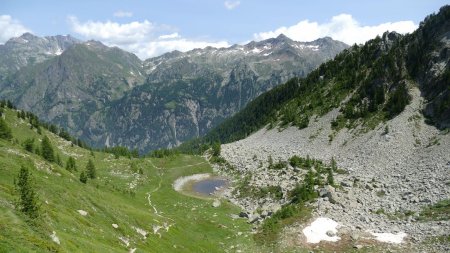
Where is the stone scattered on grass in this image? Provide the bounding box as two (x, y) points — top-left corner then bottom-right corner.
(50, 231), (60, 245)
(212, 199), (221, 207)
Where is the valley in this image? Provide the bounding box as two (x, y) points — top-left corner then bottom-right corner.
(0, 106), (258, 252)
(0, 3), (449, 253)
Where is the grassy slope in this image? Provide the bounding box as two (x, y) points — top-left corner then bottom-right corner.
(0, 108), (258, 252)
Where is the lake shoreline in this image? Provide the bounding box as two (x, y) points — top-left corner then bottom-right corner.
(173, 173), (229, 199)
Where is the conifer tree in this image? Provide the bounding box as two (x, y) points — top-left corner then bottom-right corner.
(86, 159), (96, 179)
(331, 157), (337, 171)
(23, 138), (34, 152)
(0, 117), (13, 140)
(15, 166), (39, 219)
(79, 171), (87, 184)
(327, 167), (334, 185)
(212, 142), (221, 157)
(66, 157), (77, 172)
(56, 154), (63, 167)
(41, 136), (55, 162)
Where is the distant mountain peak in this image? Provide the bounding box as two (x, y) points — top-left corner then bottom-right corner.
(275, 33), (291, 41)
(19, 32), (37, 39)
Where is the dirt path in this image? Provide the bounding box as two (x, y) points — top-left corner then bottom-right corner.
(145, 159), (175, 237)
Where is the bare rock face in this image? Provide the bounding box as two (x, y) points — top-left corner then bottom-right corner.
(0, 33), (80, 80)
(84, 36), (348, 152)
(0, 33), (348, 153)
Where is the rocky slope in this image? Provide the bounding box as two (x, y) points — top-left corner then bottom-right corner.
(220, 88), (449, 249)
(0, 33), (80, 81)
(0, 40), (145, 137)
(211, 5), (450, 252)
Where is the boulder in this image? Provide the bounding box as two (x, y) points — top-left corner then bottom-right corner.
(239, 212), (249, 218)
(212, 199), (221, 208)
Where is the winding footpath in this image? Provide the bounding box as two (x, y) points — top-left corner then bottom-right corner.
(145, 159), (175, 237)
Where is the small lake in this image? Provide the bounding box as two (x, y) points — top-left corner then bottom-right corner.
(192, 178), (227, 195)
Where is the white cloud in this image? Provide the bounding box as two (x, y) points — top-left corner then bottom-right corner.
(254, 14), (418, 45)
(0, 15), (31, 44)
(114, 10), (133, 18)
(158, 32), (180, 40)
(224, 1), (240, 10)
(68, 16), (229, 59)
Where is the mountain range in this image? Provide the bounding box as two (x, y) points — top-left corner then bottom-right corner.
(182, 7), (449, 150)
(0, 33), (348, 152)
(0, 5), (448, 253)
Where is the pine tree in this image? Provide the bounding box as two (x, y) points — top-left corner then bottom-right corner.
(212, 142), (221, 157)
(0, 117), (13, 140)
(327, 167), (334, 185)
(86, 159), (96, 179)
(66, 157), (77, 172)
(79, 171), (87, 184)
(23, 138), (34, 152)
(41, 136), (55, 162)
(15, 166), (39, 219)
(331, 157), (337, 171)
(306, 169), (315, 193)
(56, 153), (63, 167)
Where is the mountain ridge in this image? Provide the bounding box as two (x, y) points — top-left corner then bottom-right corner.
(179, 5), (449, 153)
(0, 33), (348, 152)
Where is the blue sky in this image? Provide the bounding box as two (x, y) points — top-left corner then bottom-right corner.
(0, 0), (447, 58)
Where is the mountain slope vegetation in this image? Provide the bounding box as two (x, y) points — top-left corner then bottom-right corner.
(0, 104), (259, 252)
(179, 5), (450, 153)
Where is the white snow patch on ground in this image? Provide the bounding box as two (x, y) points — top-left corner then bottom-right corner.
(173, 173), (210, 191)
(370, 232), (407, 244)
(77, 210), (88, 216)
(302, 217), (340, 243)
(50, 231), (60, 245)
(251, 48), (262, 53)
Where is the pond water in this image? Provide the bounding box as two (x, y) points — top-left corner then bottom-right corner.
(192, 178), (227, 195)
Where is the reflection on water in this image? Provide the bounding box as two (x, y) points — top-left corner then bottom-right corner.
(193, 179), (227, 195)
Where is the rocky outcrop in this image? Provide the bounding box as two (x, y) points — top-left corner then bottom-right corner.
(0, 33), (80, 81)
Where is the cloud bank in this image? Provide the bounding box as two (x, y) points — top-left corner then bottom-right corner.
(68, 16), (229, 59)
(0, 15), (31, 44)
(254, 14), (417, 45)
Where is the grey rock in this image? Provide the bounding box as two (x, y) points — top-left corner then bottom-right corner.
(326, 230), (336, 237)
(239, 212), (248, 218)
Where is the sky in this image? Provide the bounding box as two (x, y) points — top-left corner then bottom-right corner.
(0, 0), (447, 59)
